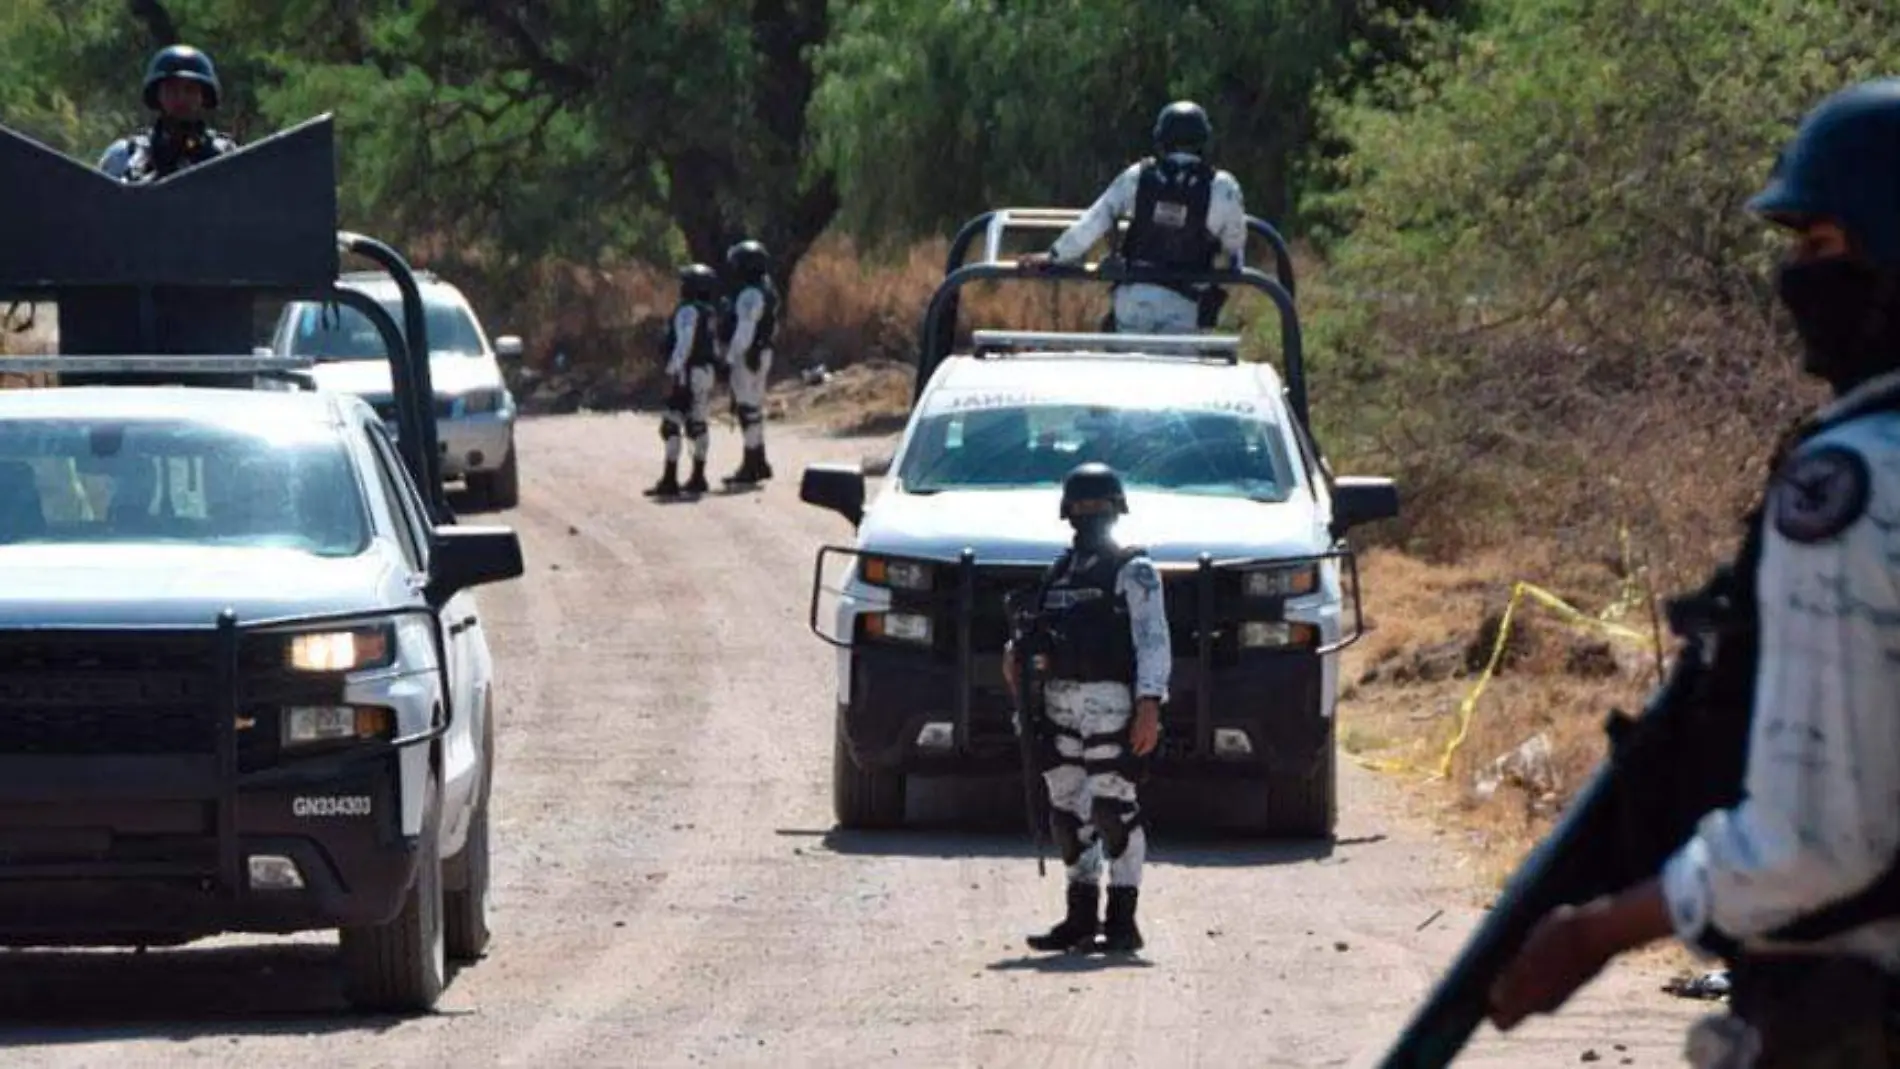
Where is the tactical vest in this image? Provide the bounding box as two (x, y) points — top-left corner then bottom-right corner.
(1119, 156), (1220, 282)
(121, 123), (235, 184)
(719, 282), (779, 367)
(1029, 544), (1144, 685)
(664, 300), (720, 369)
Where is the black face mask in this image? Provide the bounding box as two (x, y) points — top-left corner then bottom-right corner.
(1069, 514), (1116, 551)
(1775, 257), (1900, 392)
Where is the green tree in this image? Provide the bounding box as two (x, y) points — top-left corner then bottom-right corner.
(810, 0), (1466, 251)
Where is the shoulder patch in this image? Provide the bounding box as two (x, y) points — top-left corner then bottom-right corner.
(1121, 553), (1162, 593)
(1771, 444), (1871, 544)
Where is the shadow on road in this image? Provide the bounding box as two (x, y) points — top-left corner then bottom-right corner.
(778, 772), (1392, 869)
(985, 952), (1156, 974)
(0, 942), (452, 1046)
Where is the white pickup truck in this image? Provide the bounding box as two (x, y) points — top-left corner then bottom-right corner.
(800, 208), (1398, 839)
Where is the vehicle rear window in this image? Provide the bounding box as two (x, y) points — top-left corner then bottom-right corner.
(284, 296), (485, 360)
(896, 403), (1296, 501)
(0, 417), (370, 556)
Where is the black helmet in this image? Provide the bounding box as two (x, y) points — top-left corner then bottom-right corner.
(1060, 462), (1129, 521)
(143, 45), (221, 111)
(1750, 78), (1900, 271)
(678, 263), (720, 302)
(1152, 100), (1211, 155)
(725, 239), (771, 285)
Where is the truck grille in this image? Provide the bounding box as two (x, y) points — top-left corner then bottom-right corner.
(372, 396), (457, 422)
(955, 565), (1216, 656)
(0, 631), (292, 766)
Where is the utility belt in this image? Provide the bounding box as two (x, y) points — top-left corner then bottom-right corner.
(1695, 954), (1900, 1067)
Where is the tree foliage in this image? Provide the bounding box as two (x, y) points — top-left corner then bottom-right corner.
(810, 0), (1467, 250)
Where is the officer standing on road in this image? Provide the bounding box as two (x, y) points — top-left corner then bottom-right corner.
(1004, 463), (1172, 954)
(645, 263), (723, 498)
(718, 239), (780, 487)
(98, 45), (239, 184)
(1016, 101), (1247, 334)
(1485, 79), (1900, 1066)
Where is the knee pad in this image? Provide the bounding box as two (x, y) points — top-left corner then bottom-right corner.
(686, 419), (708, 439)
(1050, 808), (1086, 867)
(737, 404), (763, 428)
(1090, 796), (1141, 859)
(659, 419), (681, 441)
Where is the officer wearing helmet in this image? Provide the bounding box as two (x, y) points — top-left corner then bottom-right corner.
(1018, 101), (1246, 333)
(718, 238), (780, 487)
(646, 263), (723, 498)
(1486, 79), (1900, 1066)
(98, 45), (239, 184)
(1002, 463), (1171, 955)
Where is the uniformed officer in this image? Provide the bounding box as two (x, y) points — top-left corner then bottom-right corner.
(1003, 463), (1172, 954)
(718, 239), (780, 487)
(1017, 101), (1247, 333)
(1485, 78), (1900, 1067)
(98, 45), (239, 184)
(645, 264), (723, 498)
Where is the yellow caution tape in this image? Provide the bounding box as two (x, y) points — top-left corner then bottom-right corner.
(1356, 555), (1663, 784)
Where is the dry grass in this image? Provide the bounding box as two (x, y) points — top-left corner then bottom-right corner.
(1340, 544), (1666, 882)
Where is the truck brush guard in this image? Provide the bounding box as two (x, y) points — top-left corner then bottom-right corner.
(808, 545), (1366, 757)
(0, 604), (452, 892)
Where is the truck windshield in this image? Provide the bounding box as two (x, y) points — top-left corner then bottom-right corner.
(283, 296), (486, 360)
(0, 418), (370, 556)
(896, 403), (1296, 501)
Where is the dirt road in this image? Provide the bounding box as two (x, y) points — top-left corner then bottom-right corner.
(0, 410), (1706, 1067)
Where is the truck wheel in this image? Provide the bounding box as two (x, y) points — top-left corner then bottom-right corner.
(469, 442), (520, 511)
(446, 706), (495, 961)
(340, 776), (447, 1013)
(832, 719), (905, 829)
(487, 443), (520, 509)
(444, 793), (492, 962)
(1261, 724), (1338, 839)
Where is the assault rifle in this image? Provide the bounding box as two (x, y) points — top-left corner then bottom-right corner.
(1004, 587), (1051, 877)
(1377, 565), (1754, 1068)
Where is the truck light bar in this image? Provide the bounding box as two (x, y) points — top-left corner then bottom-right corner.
(970, 329), (1241, 358)
(0, 355), (316, 375)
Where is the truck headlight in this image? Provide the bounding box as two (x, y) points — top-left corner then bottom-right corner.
(1244, 564), (1319, 599)
(460, 388), (505, 415)
(864, 611), (932, 645)
(282, 705), (394, 748)
(1240, 621), (1319, 649)
(861, 555), (935, 592)
(286, 624), (397, 673)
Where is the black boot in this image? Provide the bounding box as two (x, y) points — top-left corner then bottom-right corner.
(683, 459), (709, 494)
(1101, 886), (1144, 953)
(755, 445), (773, 480)
(643, 461), (680, 497)
(724, 447), (762, 486)
(1026, 881), (1100, 953)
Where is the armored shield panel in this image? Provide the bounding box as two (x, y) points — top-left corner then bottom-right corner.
(0, 114), (340, 357)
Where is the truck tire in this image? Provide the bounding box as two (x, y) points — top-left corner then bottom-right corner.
(465, 442), (518, 511)
(485, 443), (520, 509)
(444, 792), (493, 962)
(445, 707), (495, 961)
(340, 776), (447, 1013)
(832, 718), (905, 829)
(1261, 723), (1338, 839)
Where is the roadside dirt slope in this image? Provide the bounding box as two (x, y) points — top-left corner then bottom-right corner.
(0, 410), (1705, 1068)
